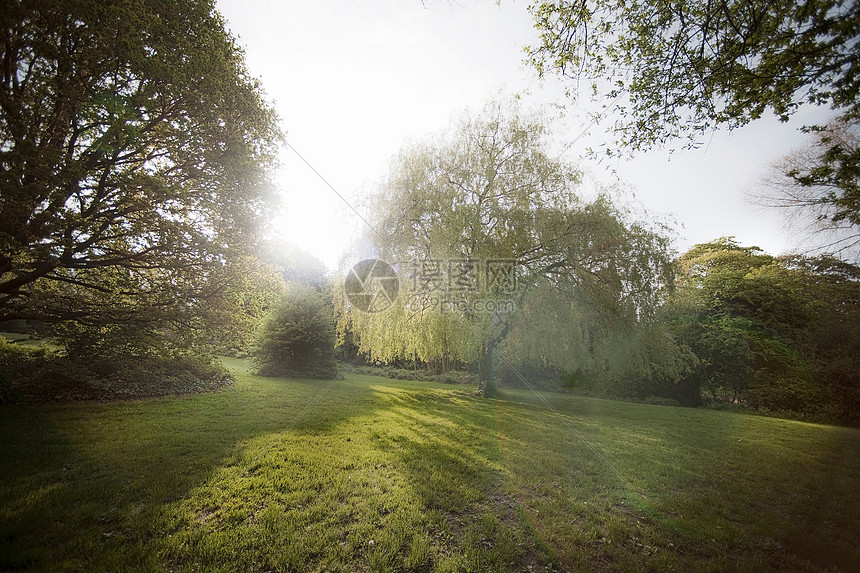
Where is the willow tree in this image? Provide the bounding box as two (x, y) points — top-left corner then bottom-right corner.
(340, 99), (677, 395)
(0, 0), (280, 352)
(502, 196), (688, 396)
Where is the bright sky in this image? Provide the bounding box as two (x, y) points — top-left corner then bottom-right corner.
(217, 0), (834, 270)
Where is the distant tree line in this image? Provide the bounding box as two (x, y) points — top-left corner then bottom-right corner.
(599, 238), (860, 423)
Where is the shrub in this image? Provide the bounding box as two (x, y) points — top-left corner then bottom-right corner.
(252, 284), (338, 379)
(0, 338), (231, 404)
(437, 371), (478, 385)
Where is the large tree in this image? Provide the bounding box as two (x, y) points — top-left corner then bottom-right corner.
(0, 0), (280, 336)
(528, 0), (860, 152)
(339, 99), (677, 395)
(665, 238), (860, 421)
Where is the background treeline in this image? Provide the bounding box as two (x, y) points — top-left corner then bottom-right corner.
(524, 238), (859, 425)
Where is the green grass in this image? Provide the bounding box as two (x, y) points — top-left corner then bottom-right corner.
(1, 357), (858, 572)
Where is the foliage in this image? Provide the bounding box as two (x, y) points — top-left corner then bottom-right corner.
(199, 242), (332, 356)
(341, 98), (678, 396)
(197, 254), (286, 354)
(0, 0), (281, 338)
(642, 395), (681, 407)
(758, 118), (860, 260)
(51, 317), (166, 361)
(782, 253), (860, 422)
(528, 0), (860, 152)
(261, 240), (330, 288)
(252, 284), (338, 379)
(498, 191), (691, 400)
(665, 238), (860, 423)
(496, 359), (563, 391)
(21, 253), (287, 362)
(340, 362), (479, 385)
(533, 1), (860, 262)
(0, 337), (231, 404)
(341, 98), (575, 395)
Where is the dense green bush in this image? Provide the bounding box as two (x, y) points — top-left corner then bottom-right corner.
(252, 284), (338, 379)
(0, 338), (231, 404)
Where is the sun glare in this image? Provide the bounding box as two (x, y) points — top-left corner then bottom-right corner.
(268, 149), (364, 272)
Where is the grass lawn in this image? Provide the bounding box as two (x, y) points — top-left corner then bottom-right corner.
(1, 357), (859, 572)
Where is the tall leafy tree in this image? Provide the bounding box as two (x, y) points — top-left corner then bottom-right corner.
(667, 238), (860, 421)
(340, 99), (677, 395)
(342, 100), (577, 395)
(0, 0), (281, 340)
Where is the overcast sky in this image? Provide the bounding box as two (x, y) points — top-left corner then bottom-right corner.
(217, 0), (834, 270)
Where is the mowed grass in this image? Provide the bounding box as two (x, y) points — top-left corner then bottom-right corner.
(1, 358), (859, 572)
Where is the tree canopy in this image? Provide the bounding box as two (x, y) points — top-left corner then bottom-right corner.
(339, 99), (678, 395)
(662, 238), (860, 421)
(0, 0), (281, 338)
(261, 240), (330, 289)
(341, 100), (580, 393)
(528, 0), (860, 152)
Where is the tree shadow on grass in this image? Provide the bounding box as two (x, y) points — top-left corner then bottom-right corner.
(0, 368), (383, 571)
(357, 385), (860, 572)
(365, 386), (565, 572)
(6, 371), (856, 572)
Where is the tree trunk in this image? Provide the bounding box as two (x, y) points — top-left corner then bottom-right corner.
(478, 340), (497, 397)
